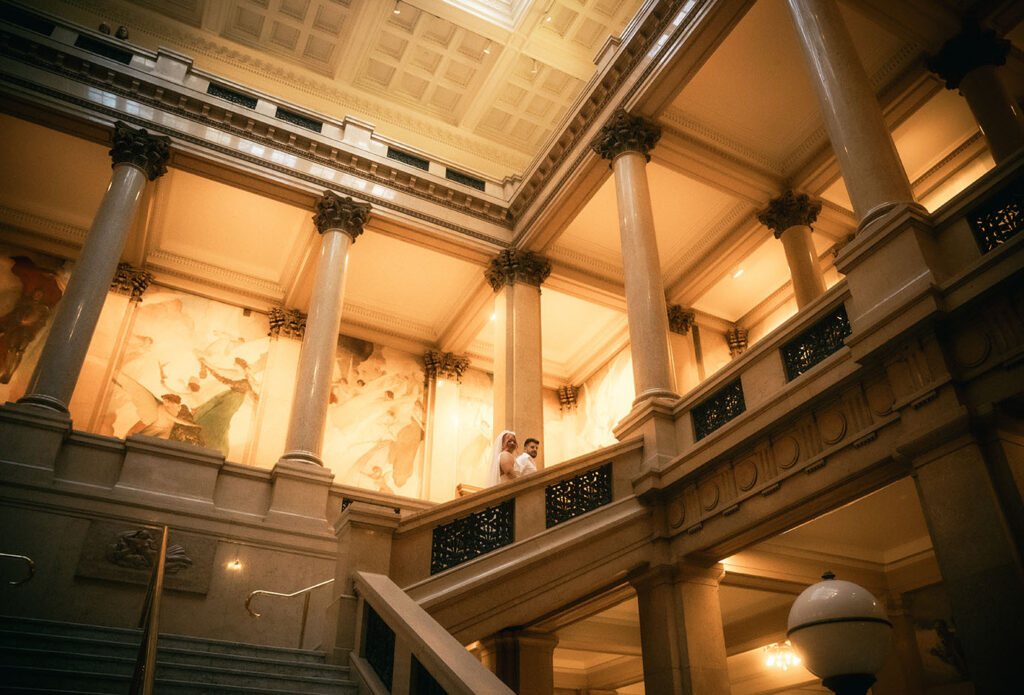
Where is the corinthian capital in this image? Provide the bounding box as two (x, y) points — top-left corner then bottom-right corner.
(590, 109), (661, 162)
(267, 307), (307, 339)
(928, 22), (1010, 90)
(758, 190), (822, 238)
(424, 350), (470, 382)
(110, 121), (170, 181)
(485, 249), (551, 292)
(109, 262), (153, 302)
(667, 305), (695, 335)
(313, 191), (372, 239)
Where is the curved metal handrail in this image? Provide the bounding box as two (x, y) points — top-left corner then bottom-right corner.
(0, 552), (35, 585)
(245, 578), (335, 618)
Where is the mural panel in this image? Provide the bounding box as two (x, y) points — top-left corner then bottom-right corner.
(322, 336), (426, 496)
(101, 288), (269, 463)
(0, 245), (69, 403)
(454, 367), (494, 488)
(573, 347), (634, 455)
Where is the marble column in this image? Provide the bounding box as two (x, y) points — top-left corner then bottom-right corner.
(667, 305), (699, 395)
(911, 435), (1023, 691)
(477, 628), (558, 694)
(786, 0), (917, 230)
(929, 23), (1024, 164)
(758, 191), (827, 309)
(591, 110), (677, 404)
(630, 563), (731, 695)
(19, 122), (169, 413)
(486, 249), (549, 468)
(279, 192), (370, 467)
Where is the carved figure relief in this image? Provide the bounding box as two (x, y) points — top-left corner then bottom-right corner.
(106, 528), (193, 575)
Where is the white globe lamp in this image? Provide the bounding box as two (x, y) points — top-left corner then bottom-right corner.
(787, 571), (892, 695)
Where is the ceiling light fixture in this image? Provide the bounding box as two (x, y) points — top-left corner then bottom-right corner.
(543, 0), (554, 22)
(490, 313), (496, 321)
(732, 269), (744, 278)
(483, 40), (491, 55)
(763, 641), (801, 671)
(530, 59), (539, 74)
(393, 1), (401, 15)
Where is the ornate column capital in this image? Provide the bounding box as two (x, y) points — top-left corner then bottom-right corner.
(557, 385), (579, 412)
(757, 190), (822, 238)
(109, 262), (153, 302)
(590, 109), (662, 162)
(484, 249), (551, 292)
(267, 307), (307, 339)
(110, 121), (170, 181)
(726, 325), (748, 357)
(928, 22), (1010, 90)
(313, 191), (372, 239)
(424, 350), (470, 382)
(667, 304), (695, 335)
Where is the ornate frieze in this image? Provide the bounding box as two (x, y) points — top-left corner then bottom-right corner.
(590, 109), (662, 162)
(928, 22), (1010, 90)
(545, 463), (613, 528)
(757, 190), (822, 238)
(667, 304), (695, 335)
(267, 307), (307, 339)
(727, 326), (748, 357)
(109, 262), (153, 302)
(424, 350), (470, 382)
(557, 385), (579, 412)
(109, 121), (170, 181)
(313, 191), (372, 239)
(484, 249), (551, 292)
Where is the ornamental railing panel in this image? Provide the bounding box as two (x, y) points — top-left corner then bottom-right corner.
(430, 499), (514, 574)
(363, 605), (395, 690)
(969, 177), (1023, 254)
(692, 378), (746, 441)
(780, 304), (852, 381)
(545, 463), (613, 528)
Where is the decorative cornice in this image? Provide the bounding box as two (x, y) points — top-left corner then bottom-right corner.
(267, 307), (307, 339)
(313, 192), (371, 239)
(424, 350), (470, 383)
(557, 385), (579, 412)
(590, 109), (661, 162)
(110, 121), (170, 181)
(109, 262), (153, 302)
(667, 305), (695, 335)
(757, 191), (822, 238)
(928, 22), (1010, 90)
(726, 326), (748, 357)
(485, 249), (551, 292)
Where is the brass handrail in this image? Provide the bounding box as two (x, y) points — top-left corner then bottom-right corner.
(245, 578), (334, 649)
(0, 553), (35, 585)
(129, 526), (168, 695)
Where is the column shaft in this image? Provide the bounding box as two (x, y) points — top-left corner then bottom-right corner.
(786, 0), (915, 227)
(959, 65), (1024, 163)
(493, 282), (544, 462)
(22, 164), (147, 412)
(281, 229), (352, 465)
(612, 150), (675, 402)
(778, 225), (826, 308)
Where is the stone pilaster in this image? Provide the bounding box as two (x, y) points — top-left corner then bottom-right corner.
(928, 23), (1024, 163)
(758, 191), (827, 308)
(667, 305), (699, 394)
(19, 121), (169, 414)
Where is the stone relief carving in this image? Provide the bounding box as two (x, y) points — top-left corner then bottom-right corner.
(423, 350), (470, 383)
(590, 109), (662, 162)
(110, 121), (170, 181)
(267, 307), (307, 339)
(106, 528), (193, 575)
(484, 249), (551, 292)
(667, 305), (695, 335)
(313, 191), (372, 238)
(109, 262), (153, 302)
(757, 190), (822, 237)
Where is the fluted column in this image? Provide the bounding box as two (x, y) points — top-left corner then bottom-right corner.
(786, 0), (917, 230)
(758, 190), (826, 309)
(487, 250), (549, 467)
(929, 23), (1024, 163)
(280, 192), (370, 466)
(591, 110), (677, 404)
(20, 122), (169, 413)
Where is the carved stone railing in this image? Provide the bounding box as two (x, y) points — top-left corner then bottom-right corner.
(780, 304), (852, 381)
(691, 378), (746, 441)
(430, 500), (514, 575)
(545, 462), (612, 528)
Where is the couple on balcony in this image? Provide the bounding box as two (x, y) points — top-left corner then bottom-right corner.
(487, 430), (539, 486)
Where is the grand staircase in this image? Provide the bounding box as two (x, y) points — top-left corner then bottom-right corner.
(0, 615), (358, 694)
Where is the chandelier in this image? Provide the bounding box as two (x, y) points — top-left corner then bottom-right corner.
(764, 640), (802, 671)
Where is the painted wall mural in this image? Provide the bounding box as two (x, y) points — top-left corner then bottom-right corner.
(454, 367), (494, 488)
(101, 288), (269, 463)
(322, 336), (426, 496)
(0, 245), (69, 403)
(572, 347), (634, 456)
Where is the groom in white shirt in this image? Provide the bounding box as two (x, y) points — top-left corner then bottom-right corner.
(515, 438), (539, 476)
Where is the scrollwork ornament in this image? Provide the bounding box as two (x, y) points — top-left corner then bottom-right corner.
(758, 190), (822, 237)
(110, 121), (170, 181)
(313, 191), (372, 239)
(590, 109), (661, 162)
(667, 305), (695, 335)
(484, 249), (551, 291)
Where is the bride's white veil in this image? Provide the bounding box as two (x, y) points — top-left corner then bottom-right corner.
(487, 430), (515, 486)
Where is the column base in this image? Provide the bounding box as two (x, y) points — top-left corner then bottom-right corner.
(0, 401), (71, 475)
(614, 397), (679, 474)
(265, 458), (335, 531)
(16, 392), (70, 414)
(278, 449), (325, 467)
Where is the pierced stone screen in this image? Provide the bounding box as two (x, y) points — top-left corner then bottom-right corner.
(545, 463), (613, 528)
(430, 499), (514, 574)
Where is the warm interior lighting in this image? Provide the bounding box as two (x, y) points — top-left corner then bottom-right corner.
(763, 641), (801, 671)
(227, 559), (243, 571)
(530, 59), (539, 74)
(490, 313), (496, 320)
(393, 1), (401, 14)
(732, 268), (744, 278)
(483, 40), (491, 55)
